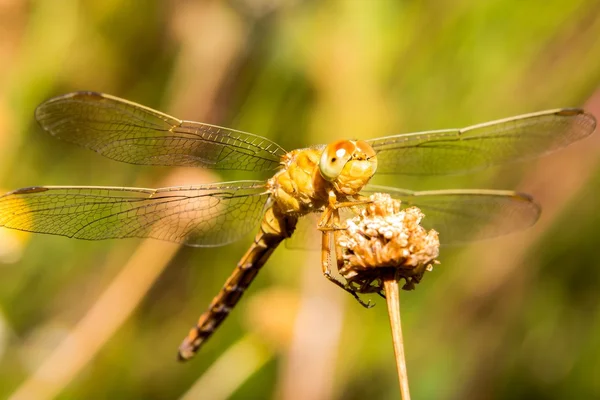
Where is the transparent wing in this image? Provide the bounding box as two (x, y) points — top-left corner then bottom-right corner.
(285, 212), (321, 250)
(0, 181), (270, 247)
(35, 92), (286, 171)
(362, 185), (541, 245)
(367, 109), (596, 175)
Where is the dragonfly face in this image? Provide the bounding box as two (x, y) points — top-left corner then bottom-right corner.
(319, 139), (378, 195)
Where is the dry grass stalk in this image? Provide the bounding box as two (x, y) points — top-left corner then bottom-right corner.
(383, 276), (410, 400)
(337, 193), (440, 399)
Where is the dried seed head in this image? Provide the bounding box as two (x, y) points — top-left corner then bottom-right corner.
(337, 193), (440, 292)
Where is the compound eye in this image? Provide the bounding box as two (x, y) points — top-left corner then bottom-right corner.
(319, 140), (354, 181)
(356, 140), (376, 159)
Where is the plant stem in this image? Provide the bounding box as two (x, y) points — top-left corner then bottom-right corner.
(383, 277), (411, 400)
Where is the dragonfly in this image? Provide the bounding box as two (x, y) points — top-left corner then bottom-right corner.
(0, 92), (595, 360)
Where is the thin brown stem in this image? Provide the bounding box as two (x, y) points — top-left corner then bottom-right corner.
(383, 276), (411, 400)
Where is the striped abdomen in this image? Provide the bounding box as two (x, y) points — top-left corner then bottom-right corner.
(178, 205), (297, 360)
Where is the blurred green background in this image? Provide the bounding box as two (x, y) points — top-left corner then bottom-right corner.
(1, 0), (600, 399)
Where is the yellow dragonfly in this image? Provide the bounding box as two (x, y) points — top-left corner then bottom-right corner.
(0, 92), (595, 360)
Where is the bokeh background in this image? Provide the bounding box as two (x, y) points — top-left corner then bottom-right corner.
(1, 1), (600, 399)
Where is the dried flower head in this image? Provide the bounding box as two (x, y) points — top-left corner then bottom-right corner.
(337, 193), (440, 292)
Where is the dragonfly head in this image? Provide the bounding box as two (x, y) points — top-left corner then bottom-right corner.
(319, 139), (378, 195)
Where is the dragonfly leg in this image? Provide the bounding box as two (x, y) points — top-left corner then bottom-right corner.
(332, 207), (345, 273)
(320, 205), (373, 308)
(318, 194), (370, 232)
(317, 206), (333, 229)
(333, 198), (372, 210)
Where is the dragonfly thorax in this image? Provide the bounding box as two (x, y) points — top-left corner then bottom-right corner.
(319, 139), (378, 195)
(266, 140), (377, 216)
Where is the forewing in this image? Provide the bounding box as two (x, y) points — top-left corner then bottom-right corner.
(35, 92), (286, 171)
(0, 181), (269, 247)
(363, 185), (541, 245)
(368, 109), (596, 175)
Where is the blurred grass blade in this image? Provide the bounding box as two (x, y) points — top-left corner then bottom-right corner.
(9, 239), (180, 400)
(180, 334), (271, 400)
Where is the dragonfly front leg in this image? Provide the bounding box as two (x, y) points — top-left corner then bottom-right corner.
(318, 196), (373, 308)
(320, 226), (373, 308)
